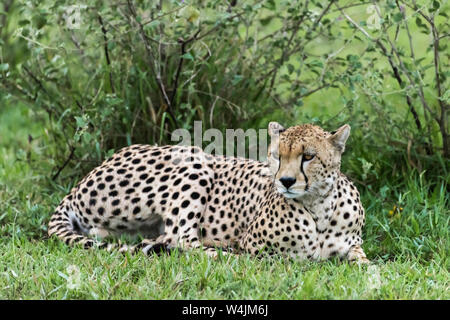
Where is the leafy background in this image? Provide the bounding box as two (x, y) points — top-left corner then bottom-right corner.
(0, 0), (448, 299)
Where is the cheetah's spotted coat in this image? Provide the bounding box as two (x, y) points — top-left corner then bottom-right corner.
(48, 122), (369, 263)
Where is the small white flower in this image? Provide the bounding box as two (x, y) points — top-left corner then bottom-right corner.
(66, 265), (81, 290)
(366, 265), (382, 290)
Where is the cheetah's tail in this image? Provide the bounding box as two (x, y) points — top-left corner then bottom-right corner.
(47, 197), (173, 255)
(47, 198), (111, 250)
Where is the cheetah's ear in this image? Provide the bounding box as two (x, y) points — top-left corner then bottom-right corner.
(268, 122), (285, 137)
(329, 124), (350, 152)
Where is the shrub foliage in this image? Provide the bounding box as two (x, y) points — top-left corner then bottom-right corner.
(0, 0), (448, 185)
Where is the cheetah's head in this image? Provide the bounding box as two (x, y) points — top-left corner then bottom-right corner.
(267, 122), (350, 199)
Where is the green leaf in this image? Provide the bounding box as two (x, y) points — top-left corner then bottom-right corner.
(232, 75), (243, 85)
(430, 0), (440, 12)
(75, 116), (87, 128)
(144, 20), (160, 31)
(287, 64), (294, 75)
(393, 13), (403, 23)
(0, 63), (9, 72)
(260, 17), (272, 26)
(181, 52), (194, 60)
(415, 17), (425, 28)
(411, 215), (420, 235)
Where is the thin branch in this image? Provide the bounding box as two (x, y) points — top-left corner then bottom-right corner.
(0, 0), (14, 40)
(126, 0), (177, 127)
(169, 30), (201, 108)
(337, 3), (425, 131)
(370, 2), (437, 121)
(52, 146), (76, 181)
(141, 4), (188, 26)
(98, 14), (115, 94)
(268, 0), (311, 92)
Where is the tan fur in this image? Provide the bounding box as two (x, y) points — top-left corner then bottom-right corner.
(48, 122), (369, 263)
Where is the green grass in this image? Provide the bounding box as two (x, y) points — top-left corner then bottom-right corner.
(0, 103), (449, 299)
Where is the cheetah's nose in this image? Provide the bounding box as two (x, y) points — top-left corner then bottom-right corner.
(279, 177), (296, 189)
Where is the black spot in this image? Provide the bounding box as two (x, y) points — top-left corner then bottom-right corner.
(133, 207), (141, 215)
(119, 180), (129, 187)
(179, 167), (188, 174)
(109, 190), (118, 197)
(191, 192), (200, 200)
(158, 185), (168, 192)
(181, 200), (190, 208)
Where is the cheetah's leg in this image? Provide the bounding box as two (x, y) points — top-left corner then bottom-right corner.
(346, 245), (370, 264)
(159, 200), (233, 258)
(128, 237), (174, 255)
(164, 221), (233, 258)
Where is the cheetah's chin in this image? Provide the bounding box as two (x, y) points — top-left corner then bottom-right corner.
(280, 191), (302, 199)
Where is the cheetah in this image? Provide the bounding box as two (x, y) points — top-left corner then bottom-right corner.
(48, 122), (369, 263)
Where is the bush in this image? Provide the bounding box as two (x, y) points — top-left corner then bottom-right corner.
(0, 0), (448, 187)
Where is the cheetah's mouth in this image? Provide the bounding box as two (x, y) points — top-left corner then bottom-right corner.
(275, 180), (308, 199)
(282, 191), (300, 199)
(277, 187), (305, 199)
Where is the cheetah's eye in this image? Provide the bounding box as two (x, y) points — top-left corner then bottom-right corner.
(303, 154), (315, 161)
